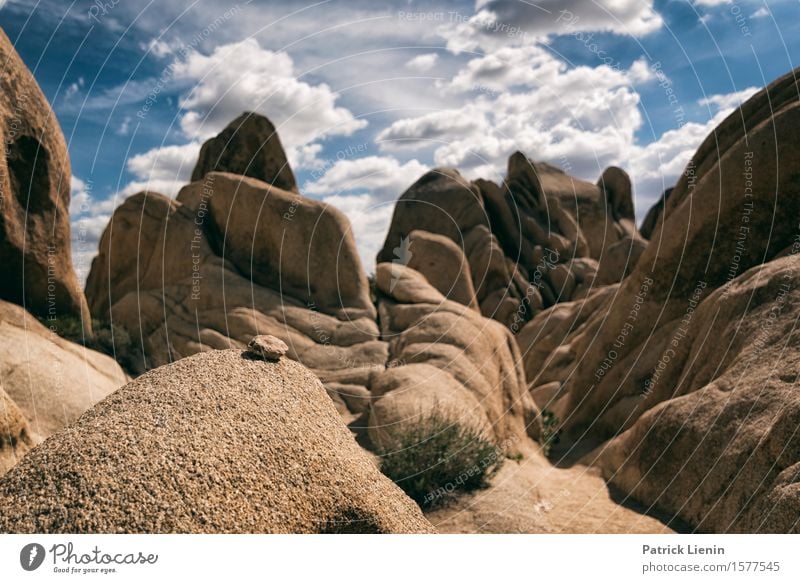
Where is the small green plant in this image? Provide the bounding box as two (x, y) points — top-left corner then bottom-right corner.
(506, 451), (524, 463)
(38, 315), (139, 375)
(375, 410), (503, 509)
(539, 409), (561, 458)
(38, 313), (87, 343)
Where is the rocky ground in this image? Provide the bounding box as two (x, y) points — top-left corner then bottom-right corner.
(0, 22), (797, 533)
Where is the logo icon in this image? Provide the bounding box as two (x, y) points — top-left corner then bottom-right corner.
(20, 543), (46, 571)
(390, 235), (413, 292)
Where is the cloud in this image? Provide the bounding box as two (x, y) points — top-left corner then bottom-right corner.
(694, 0), (731, 6)
(752, 7), (770, 18)
(320, 193), (396, 272)
(304, 155), (429, 202)
(438, 0), (662, 53)
(69, 176), (118, 283)
(628, 87), (759, 211)
(171, 38), (367, 143)
(376, 107), (486, 150)
(123, 141), (201, 197)
(63, 77), (84, 101)
(405, 53), (440, 72)
(376, 47), (652, 180)
(698, 87), (759, 111)
(370, 42), (761, 227)
(288, 143), (324, 171)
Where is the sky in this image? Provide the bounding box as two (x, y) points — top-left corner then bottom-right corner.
(1, 0), (798, 279)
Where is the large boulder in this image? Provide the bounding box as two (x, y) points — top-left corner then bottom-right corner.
(551, 67), (800, 437)
(85, 184), (383, 377)
(177, 172), (374, 320)
(0, 28), (88, 328)
(191, 112), (297, 192)
(403, 230), (478, 310)
(87, 118), (387, 428)
(516, 67), (800, 532)
(377, 169), (519, 323)
(0, 299), (126, 441)
(503, 155), (635, 261)
(0, 349), (435, 533)
(369, 262), (539, 452)
(600, 254), (800, 532)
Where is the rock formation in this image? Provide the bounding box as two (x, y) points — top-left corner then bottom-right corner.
(0, 29), (127, 477)
(0, 300), (127, 442)
(191, 112), (298, 192)
(639, 187), (673, 240)
(84, 176), (384, 380)
(377, 155), (645, 331)
(85, 117), (540, 463)
(0, 28), (89, 329)
(516, 67), (800, 533)
(369, 262), (539, 451)
(0, 349), (435, 533)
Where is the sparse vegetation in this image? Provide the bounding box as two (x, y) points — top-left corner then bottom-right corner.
(540, 409), (561, 458)
(375, 410), (503, 509)
(38, 315), (139, 374)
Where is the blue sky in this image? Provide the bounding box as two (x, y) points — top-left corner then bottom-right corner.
(1, 0), (798, 277)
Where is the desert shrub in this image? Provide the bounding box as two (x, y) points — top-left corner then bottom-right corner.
(375, 411), (503, 509)
(539, 409), (561, 458)
(39, 313), (87, 343)
(38, 315), (139, 374)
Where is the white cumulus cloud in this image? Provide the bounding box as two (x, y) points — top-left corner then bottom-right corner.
(405, 53), (440, 72)
(171, 38), (367, 143)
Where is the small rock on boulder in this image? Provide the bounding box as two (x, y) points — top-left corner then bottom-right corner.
(247, 334), (288, 361)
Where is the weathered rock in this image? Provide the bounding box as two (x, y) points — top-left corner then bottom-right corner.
(597, 166), (635, 223)
(85, 184), (384, 378)
(600, 255), (800, 532)
(595, 236), (647, 285)
(191, 111), (297, 192)
(178, 172), (375, 320)
(377, 169), (524, 323)
(371, 262), (540, 450)
(324, 382), (372, 415)
(639, 187), (673, 240)
(0, 28), (89, 328)
(379, 155), (643, 330)
(553, 67), (800, 438)
(516, 285), (618, 391)
(403, 230), (478, 309)
(504, 154), (636, 260)
(516, 67), (800, 533)
(0, 300), (126, 440)
(0, 350), (435, 533)
(247, 334), (288, 361)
